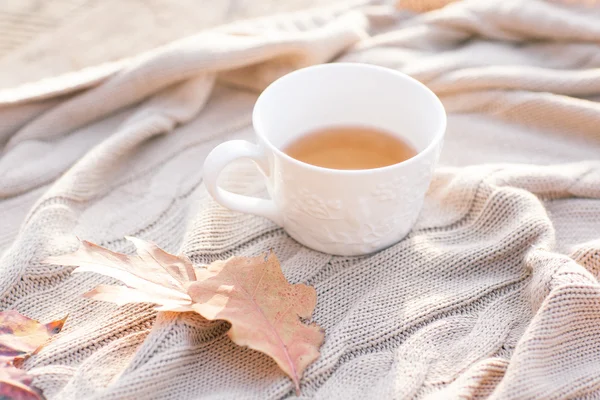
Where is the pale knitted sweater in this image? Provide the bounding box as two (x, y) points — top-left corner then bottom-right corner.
(1, 1), (600, 399)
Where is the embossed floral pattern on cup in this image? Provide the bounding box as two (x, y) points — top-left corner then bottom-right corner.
(288, 188), (343, 219)
(372, 176), (408, 201)
(283, 185), (424, 252)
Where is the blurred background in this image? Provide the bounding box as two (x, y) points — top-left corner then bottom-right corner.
(0, 0), (343, 88)
(1, 0), (595, 90)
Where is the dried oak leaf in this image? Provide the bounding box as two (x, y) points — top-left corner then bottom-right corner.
(45, 238), (324, 394)
(188, 251), (324, 395)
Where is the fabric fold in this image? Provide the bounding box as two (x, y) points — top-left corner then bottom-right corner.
(1, 1), (599, 399)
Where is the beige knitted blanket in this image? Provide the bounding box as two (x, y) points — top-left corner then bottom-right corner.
(1, 0), (600, 399)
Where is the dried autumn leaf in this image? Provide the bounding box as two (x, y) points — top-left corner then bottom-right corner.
(0, 311), (65, 400)
(45, 237), (197, 312)
(0, 362), (44, 400)
(0, 311), (67, 359)
(188, 251), (324, 395)
(45, 238), (324, 394)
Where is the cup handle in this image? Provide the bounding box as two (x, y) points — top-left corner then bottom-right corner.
(203, 140), (283, 226)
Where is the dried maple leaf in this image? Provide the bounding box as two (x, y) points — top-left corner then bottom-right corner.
(45, 237), (197, 312)
(46, 238), (324, 394)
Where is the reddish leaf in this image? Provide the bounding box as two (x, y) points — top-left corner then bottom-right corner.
(0, 311), (64, 400)
(0, 312), (67, 358)
(0, 363), (44, 400)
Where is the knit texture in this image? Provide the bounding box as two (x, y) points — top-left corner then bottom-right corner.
(1, 1), (600, 399)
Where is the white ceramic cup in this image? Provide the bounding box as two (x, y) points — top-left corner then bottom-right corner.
(203, 63), (446, 256)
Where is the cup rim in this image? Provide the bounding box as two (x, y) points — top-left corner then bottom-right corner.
(252, 63), (446, 175)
